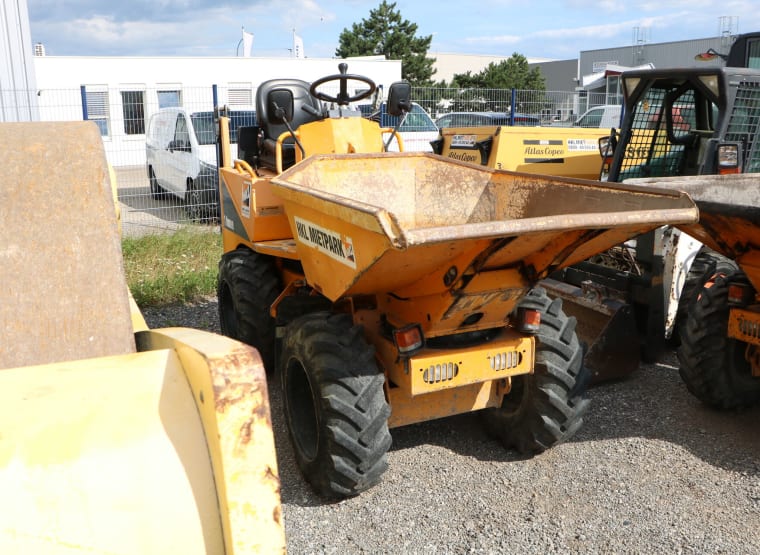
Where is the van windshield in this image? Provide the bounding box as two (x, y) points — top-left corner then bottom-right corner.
(190, 111), (257, 145)
(381, 104), (438, 132)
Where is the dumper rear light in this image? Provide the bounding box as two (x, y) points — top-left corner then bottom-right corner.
(517, 307), (541, 334)
(728, 282), (754, 306)
(717, 143), (741, 174)
(393, 324), (424, 354)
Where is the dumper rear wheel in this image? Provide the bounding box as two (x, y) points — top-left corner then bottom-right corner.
(217, 248), (279, 372)
(677, 261), (760, 409)
(482, 288), (589, 454)
(281, 312), (391, 498)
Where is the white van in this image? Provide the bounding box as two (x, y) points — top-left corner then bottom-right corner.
(573, 105), (622, 128)
(145, 107), (256, 220)
(363, 102), (438, 152)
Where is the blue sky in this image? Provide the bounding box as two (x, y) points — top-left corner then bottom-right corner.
(27, 0), (760, 62)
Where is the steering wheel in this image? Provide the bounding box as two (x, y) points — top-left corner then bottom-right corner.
(309, 63), (376, 106)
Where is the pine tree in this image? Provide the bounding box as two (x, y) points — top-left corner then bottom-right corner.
(336, 1), (436, 86)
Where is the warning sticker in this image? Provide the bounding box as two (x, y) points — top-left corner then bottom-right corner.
(294, 216), (356, 269)
(451, 134), (477, 148)
(567, 139), (599, 152)
(241, 182), (251, 218)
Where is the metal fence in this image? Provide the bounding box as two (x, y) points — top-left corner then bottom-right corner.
(5, 84), (611, 235)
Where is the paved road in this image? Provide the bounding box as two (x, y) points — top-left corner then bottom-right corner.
(114, 166), (187, 237)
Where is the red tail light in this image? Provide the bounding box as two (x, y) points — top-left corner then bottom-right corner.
(393, 324), (424, 353)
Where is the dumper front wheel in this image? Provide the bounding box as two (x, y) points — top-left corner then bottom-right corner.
(677, 260), (760, 409)
(281, 312), (392, 498)
(217, 248), (279, 372)
(483, 288), (589, 454)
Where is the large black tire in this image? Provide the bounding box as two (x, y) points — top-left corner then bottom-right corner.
(482, 287), (590, 454)
(671, 247), (725, 345)
(280, 312), (391, 498)
(676, 259), (760, 409)
(148, 166), (168, 200)
(217, 248), (280, 372)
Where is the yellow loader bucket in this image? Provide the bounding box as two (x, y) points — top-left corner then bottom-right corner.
(0, 122), (284, 554)
(631, 174), (760, 292)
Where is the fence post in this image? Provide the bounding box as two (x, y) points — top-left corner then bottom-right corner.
(509, 88), (516, 125)
(80, 85), (88, 120)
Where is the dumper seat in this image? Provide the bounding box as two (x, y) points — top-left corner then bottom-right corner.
(256, 78), (323, 171)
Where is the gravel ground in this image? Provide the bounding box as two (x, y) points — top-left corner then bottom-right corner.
(144, 298), (760, 554)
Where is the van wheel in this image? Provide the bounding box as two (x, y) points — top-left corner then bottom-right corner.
(482, 288), (590, 454)
(185, 179), (218, 223)
(149, 167), (168, 200)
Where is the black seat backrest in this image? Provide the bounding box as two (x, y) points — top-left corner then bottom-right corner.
(256, 78), (322, 170)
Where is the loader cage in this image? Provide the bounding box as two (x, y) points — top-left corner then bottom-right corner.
(611, 68), (760, 182)
(723, 80), (760, 173)
(612, 73), (717, 182)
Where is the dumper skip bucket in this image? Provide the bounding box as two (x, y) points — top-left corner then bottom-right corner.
(270, 153), (698, 304)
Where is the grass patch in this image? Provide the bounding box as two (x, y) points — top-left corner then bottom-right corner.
(122, 227), (221, 306)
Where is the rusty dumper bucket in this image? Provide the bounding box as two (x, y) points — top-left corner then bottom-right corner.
(270, 153), (697, 379)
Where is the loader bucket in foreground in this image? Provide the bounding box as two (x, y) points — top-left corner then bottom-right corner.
(271, 152), (697, 345)
(0, 122), (284, 554)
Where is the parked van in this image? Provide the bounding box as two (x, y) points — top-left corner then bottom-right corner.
(362, 102), (438, 152)
(145, 107), (256, 220)
(573, 105), (622, 128)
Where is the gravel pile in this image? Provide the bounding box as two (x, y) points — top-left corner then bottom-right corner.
(144, 299), (760, 554)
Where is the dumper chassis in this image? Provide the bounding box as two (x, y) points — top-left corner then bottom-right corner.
(215, 65), (697, 497)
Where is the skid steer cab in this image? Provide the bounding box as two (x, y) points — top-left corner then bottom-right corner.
(215, 65), (698, 500)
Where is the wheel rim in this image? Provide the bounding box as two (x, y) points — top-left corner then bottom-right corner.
(285, 359), (319, 462)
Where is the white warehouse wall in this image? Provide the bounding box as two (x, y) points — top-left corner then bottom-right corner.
(0, 0), (38, 121)
(32, 55), (402, 166)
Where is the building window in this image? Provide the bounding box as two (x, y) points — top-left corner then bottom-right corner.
(121, 90), (145, 135)
(158, 90), (181, 108)
(85, 88), (110, 136)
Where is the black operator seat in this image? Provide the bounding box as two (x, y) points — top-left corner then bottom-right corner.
(256, 78), (322, 170)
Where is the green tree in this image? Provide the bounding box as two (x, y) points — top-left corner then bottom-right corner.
(452, 53), (545, 90)
(336, 1), (436, 86)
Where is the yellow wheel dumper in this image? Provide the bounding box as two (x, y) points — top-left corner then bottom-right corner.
(215, 67), (699, 499)
(0, 122), (285, 554)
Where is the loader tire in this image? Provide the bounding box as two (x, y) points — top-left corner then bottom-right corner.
(676, 260), (760, 409)
(281, 312), (391, 498)
(482, 287), (589, 454)
(672, 248), (725, 345)
(217, 248), (280, 372)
